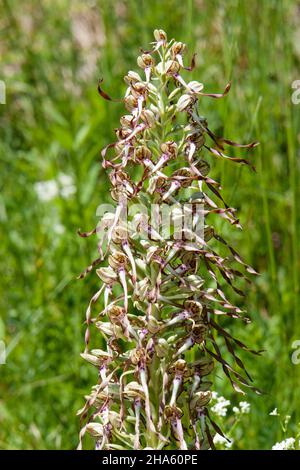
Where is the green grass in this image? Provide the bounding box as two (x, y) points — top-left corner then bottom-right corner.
(0, 0), (299, 449)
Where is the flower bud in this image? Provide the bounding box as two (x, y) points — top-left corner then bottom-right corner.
(185, 275), (204, 290)
(171, 42), (186, 58)
(190, 391), (212, 409)
(124, 70), (142, 85)
(90, 349), (111, 359)
(86, 422), (104, 437)
(131, 81), (148, 98)
(149, 103), (159, 114)
(140, 109), (156, 127)
(80, 353), (102, 367)
(124, 94), (138, 111)
(154, 29), (167, 42)
(193, 358), (214, 376)
(96, 266), (118, 284)
(115, 142), (125, 155)
(189, 322), (208, 343)
(172, 168), (193, 188)
(165, 60), (181, 75)
(95, 321), (114, 336)
(120, 114), (134, 128)
(134, 145), (152, 162)
(177, 94), (194, 111)
(108, 411), (121, 428)
(108, 251), (128, 270)
(137, 54), (155, 69)
(172, 359), (187, 374)
(107, 305), (125, 322)
(160, 141), (177, 157)
(164, 405), (183, 420)
(184, 300), (203, 316)
(155, 338), (170, 358)
(147, 315), (160, 334)
(111, 225), (128, 244)
(123, 381), (145, 399)
(115, 127), (132, 140)
(130, 348), (144, 365)
(187, 80), (204, 94)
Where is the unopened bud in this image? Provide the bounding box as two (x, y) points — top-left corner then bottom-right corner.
(124, 381), (145, 399)
(155, 338), (170, 358)
(171, 42), (186, 58)
(96, 267), (118, 284)
(131, 81), (148, 98)
(190, 390), (212, 409)
(190, 322), (208, 343)
(107, 305), (125, 321)
(185, 274), (204, 290)
(111, 225), (128, 244)
(154, 29), (167, 42)
(172, 167), (193, 188)
(187, 80), (204, 94)
(124, 95), (138, 111)
(80, 353), (102, 367)
(160, 141), (177, 156)
(120, 114), (134, 128)
(90, 349), (111, 359)
(173, 359), (187, 374)
(140, 109), (156, 127)
(108, 251), (128, 270)
(164, 405), (183, 420)
(130, 348), (144, 365)
(86, 422), (104, 437)
(184, 300), (203, 316)
(135, 145), (152, 161)
(177, 94), (194, 111)
(147, 315), (160, 334)
(124, 71), (142, 85)
(137, 54), (155, 69)
(165, 60), (181, 75)
(116, 127), (132, 140)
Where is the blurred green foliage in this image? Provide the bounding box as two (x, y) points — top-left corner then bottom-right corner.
(0, 0), (299, 449)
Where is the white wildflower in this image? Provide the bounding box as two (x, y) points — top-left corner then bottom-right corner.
(239, 401), (250, 414)
(35, 174), (76, 202)
(53, 222), (65, 235)
(213, 433), (233, 449)
(269, 408), (279, 416)
(211, 396), (231, 417)
(35, 180), (58, 202)
(272, 437), (295, 450)
(233, 406), (240, 414)
(58, 173), (73, 186)
(58, 173), (76, 198)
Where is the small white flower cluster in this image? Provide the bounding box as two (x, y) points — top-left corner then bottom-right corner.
(35, 173), (76, 202)
(35, 180), (58, 202)
(213, 433), (233, 449)
(272, 437), (295, 450)
(211, 393), (231, 417)
(269, 408), (279, 416)
(233, 401), (251, 415)
(211, 393), (251, 418)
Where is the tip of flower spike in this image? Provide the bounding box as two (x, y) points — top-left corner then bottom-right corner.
(153, 29), (167, 42)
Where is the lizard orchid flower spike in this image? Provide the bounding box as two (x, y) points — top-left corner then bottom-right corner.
(77, 30), (262, 450)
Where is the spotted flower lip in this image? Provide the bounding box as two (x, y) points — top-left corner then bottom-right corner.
(78, 29), (261, 450)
